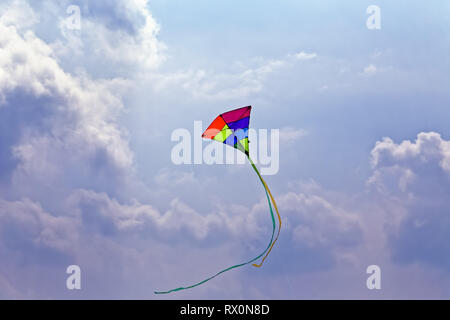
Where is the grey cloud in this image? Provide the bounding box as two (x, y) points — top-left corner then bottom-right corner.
(0, 198), (76, 267)
(257, 188), (363, 274)
(369, 132), (450, 271)
(0, 18), (134, 199)
(52, 0), (166, 71)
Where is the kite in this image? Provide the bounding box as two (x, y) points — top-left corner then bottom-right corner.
(155, 106), (281, 294)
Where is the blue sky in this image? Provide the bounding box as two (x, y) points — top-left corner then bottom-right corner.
(1, 0), (450, 299)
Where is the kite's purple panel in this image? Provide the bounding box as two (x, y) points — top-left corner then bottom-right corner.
(228, 116), (249, 131)
(221, 106), (251, 123)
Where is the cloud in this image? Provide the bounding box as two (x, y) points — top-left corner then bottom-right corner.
(148, 58), (287, 100)
(0, 3), (176, 299)
(0, 12), (365, 293)
(0, 0), (39, 30)
(363, 64), (377, 75)
(3, 0), (450, 299)
(371, 132), (450, 173)
(53, 0), (166, 71)
(146, 50), (319, 101)
(280, 191), (362, 249)
(0, 198), (77, 253)
(293, 51), (317, 60)
(0, 14), (134, 196)
(66, 189), (225, 240)
(368, 132), (450, 271)
(0, 179), (365, 298)
(279, 127), (308, 144)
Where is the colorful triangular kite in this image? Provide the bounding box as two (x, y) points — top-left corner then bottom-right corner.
(203, 106), (251, 155)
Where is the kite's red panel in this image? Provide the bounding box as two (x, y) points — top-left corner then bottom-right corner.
(221, 106), (251, 123)
(202, 115), (226, 139)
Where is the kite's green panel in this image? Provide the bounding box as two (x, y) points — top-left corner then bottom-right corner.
(239, 137), (249, 153)
(213, 124), (232, 142)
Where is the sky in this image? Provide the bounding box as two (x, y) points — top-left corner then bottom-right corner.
(1, 0), (450, 299)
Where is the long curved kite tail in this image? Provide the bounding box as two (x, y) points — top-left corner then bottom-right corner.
(154, 287), (184, 295)
(153, 172), (276, 295)
(154, 154), (280, 294)
(252, 178), (281, 268)
(248, 156), (282, 268)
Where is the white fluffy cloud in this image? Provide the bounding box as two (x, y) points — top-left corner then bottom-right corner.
(148, 59), (286, 100)
(369, 132), (450, 194)
(0, 0), (39, 30)
(363, 64), (377, 75)
(368, 132), (450, 270)
(293, 51), (317, 60)
(279, 127), (308, 144)
(0, 198), (77, 252)
(53, 0), (166, 70)
(280, 191), (362, 249)
(146, 51), (319, 101)
(67, 189), (224, 240)
(4, 0), (449, 299)
(371, 132), (450, 174)
(0, 11), (366, 291)
(0, 17), (134, 192)
(0, 179), (365, 298)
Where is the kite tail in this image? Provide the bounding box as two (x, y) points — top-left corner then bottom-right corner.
(154, 163), (276, 295)
(247, 156), (282, 268)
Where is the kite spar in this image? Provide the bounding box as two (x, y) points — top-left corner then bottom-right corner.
(155, 106), (281, 294)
